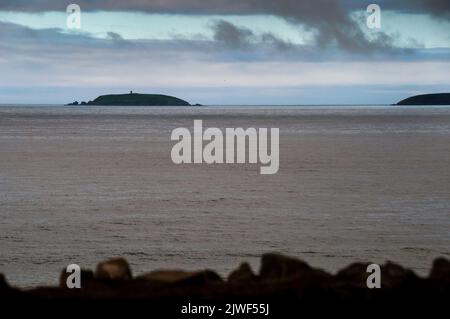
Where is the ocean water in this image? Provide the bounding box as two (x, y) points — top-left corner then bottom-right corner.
(0, 105), (449, 287)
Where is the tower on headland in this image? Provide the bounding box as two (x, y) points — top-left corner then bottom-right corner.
(130, 90), (133, 94)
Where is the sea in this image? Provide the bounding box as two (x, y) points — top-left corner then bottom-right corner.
(0, 105), (449, 287)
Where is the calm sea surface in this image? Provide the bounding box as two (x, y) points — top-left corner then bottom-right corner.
(1, 105), (449, 287)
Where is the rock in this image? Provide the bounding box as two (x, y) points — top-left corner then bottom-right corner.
(137, 270), (222, 286)
(0, 274), (22, 300)
(429, 258), (450, 282)
(96, 258), (132, 281)
(0, 254), (449, 306)
(228, 263), (256, 282)
(0, 274), (9, 291)
(336, 262), (372, 287)
(59, 269), (95, 288)
(259, 253), (314, 280)
(381, 262), (419, 288)
(337, 261), (419, 288)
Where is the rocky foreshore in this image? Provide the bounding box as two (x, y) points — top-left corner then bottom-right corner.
(1, 253), (449, 315)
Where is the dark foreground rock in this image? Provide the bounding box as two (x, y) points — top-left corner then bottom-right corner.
(136, 269), (223, 286)
(96, 258), (133, 281)
(430, 258), (450, 282)
(228, 263), (256, 282)
(1, 253), (449, 316)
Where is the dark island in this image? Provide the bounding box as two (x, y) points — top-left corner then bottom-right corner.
(67, 91), (191, 106)
(396, 93), (450, 105)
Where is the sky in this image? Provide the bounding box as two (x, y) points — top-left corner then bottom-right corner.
(0, 0), (449, 105)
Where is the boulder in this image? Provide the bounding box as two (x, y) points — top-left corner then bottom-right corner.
(137, 270), (222, 286)
(336, 262), (372, 288)
(259, 253), (314, 280)
(336, 261), (419, 288)
(381, 261), (419, 288)
(228, 263), (256, 282)
(95, 258), (132, 281)
(429, 258), (450, 282)
(0, 274), (9, 291)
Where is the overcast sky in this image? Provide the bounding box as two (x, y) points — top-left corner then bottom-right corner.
(0, 0), (449, 104)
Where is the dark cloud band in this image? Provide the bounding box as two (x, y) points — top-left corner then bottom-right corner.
(0, 0), (448, 17)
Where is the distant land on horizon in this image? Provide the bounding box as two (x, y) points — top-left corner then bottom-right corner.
(65, 92), (450, 107)
(67, 92), (196, 106)
(396, 93), (450, 106)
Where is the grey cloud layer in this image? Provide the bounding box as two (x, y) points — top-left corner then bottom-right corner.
(211, 20), (294, 51)
(0, 20), (446, 66)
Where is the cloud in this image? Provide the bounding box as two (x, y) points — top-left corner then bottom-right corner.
(105, 31), (130, 47)
(365, 0), (450, 20)
(212, 20), (254, 49)
(211, 20), (293, 51)
(107, 31), (123, 41)
(0, 19), (446, 70)
(421, 0), (450, 19)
